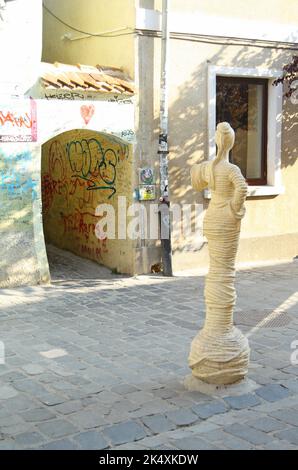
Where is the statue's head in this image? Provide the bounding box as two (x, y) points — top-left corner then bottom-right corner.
(215, 122), (235, 153)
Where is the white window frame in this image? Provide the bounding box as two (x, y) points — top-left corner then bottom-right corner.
(207, 65), (284, 197)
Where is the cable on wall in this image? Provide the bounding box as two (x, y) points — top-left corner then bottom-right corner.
(42, 2), (136, 38)
(136, 29), (298, 51)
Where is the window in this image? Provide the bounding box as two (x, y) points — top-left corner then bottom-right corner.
(216, 76), (268, 185)
(208, 66), (283, 197)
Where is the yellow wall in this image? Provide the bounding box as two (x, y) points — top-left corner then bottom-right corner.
(42, 0), (136, 77)
(41, 130), (134, 274)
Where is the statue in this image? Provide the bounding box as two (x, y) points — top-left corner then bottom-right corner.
(188, 122), (250, 385)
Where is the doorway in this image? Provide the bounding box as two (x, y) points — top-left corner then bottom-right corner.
(41, 128), (133, 281)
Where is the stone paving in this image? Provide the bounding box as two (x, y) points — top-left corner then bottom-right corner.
(0, 246), (297, 450)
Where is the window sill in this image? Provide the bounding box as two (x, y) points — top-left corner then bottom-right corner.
(246, 185), (285, 197)
(204, 185), (285, 199)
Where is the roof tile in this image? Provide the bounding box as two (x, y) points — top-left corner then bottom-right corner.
(40, 62), (134, 95)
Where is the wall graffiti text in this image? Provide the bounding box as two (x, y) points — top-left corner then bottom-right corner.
(0, 151), (37, 200)
(66, 137), (129, 199)
(0, 100), (37, 142)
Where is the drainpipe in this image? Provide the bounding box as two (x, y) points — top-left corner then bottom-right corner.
(158, 0), (173, 276)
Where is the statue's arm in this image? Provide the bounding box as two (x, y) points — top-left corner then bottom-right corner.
(190, 163), (208, 192)
(229, 165), (248, 219)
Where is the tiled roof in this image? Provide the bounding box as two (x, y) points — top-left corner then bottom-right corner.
(40, 62), (134, 95)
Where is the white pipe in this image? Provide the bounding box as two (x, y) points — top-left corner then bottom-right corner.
(159, 0), (170, 201)
(159, 0), (173, 276)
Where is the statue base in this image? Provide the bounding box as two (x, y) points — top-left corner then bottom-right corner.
(184, 374), (258, 397)
(188, 326), (250, 385)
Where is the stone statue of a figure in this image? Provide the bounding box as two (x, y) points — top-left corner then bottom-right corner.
(188, 122), (250, 385)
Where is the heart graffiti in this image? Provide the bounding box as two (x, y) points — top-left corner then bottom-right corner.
(80, 104), (95, 125)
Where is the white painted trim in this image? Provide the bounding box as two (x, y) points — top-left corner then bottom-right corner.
(136, 7), (161, 31)
(246, 185), (284, 197)
(206, 65), (284, 198)
(136, 8), (298, 44)
(204, 185), (284, 199)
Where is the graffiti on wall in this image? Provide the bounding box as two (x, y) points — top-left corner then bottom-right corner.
(66, 136), (129, 199)
(41, 129), (131, 265)
(0, 173), (38, 200)
(0, 151), (37, 201)
(37, 99), (135, 144)
(42, 90), (134, 104)
(42, 135), (129, 214)
(0, 148), (38, 236)
(0, 111), (32, 129)
(61, 208), (99, 242)
(0, 100), (37, 142)
(80, 105), (95, 125)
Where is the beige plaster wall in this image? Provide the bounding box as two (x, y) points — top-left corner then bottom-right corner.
(136, 34), (298, 270)
(154, 0), (298, 24)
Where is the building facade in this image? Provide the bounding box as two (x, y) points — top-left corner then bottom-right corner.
(43, 0), (298, 273)
(135, 0), (298, 272)
(0, 0), (135, 287)
(0, 0), (47, 287)
(1, 0), (297, 287)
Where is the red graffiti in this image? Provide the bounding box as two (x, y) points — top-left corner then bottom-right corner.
(61, 209), (101, 242)
(42, 140), (99, 214)
(42, 140), (69, 214)
(81, 241), (108, 259)
(41, 134), (127, 266)
(80, 104), (95, 125)
(0, 110), (33, 129)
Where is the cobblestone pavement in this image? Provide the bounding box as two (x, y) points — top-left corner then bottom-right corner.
(0, 247), (297, 450)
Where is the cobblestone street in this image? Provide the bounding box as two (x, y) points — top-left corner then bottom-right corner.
(0, 247), (297, 450)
